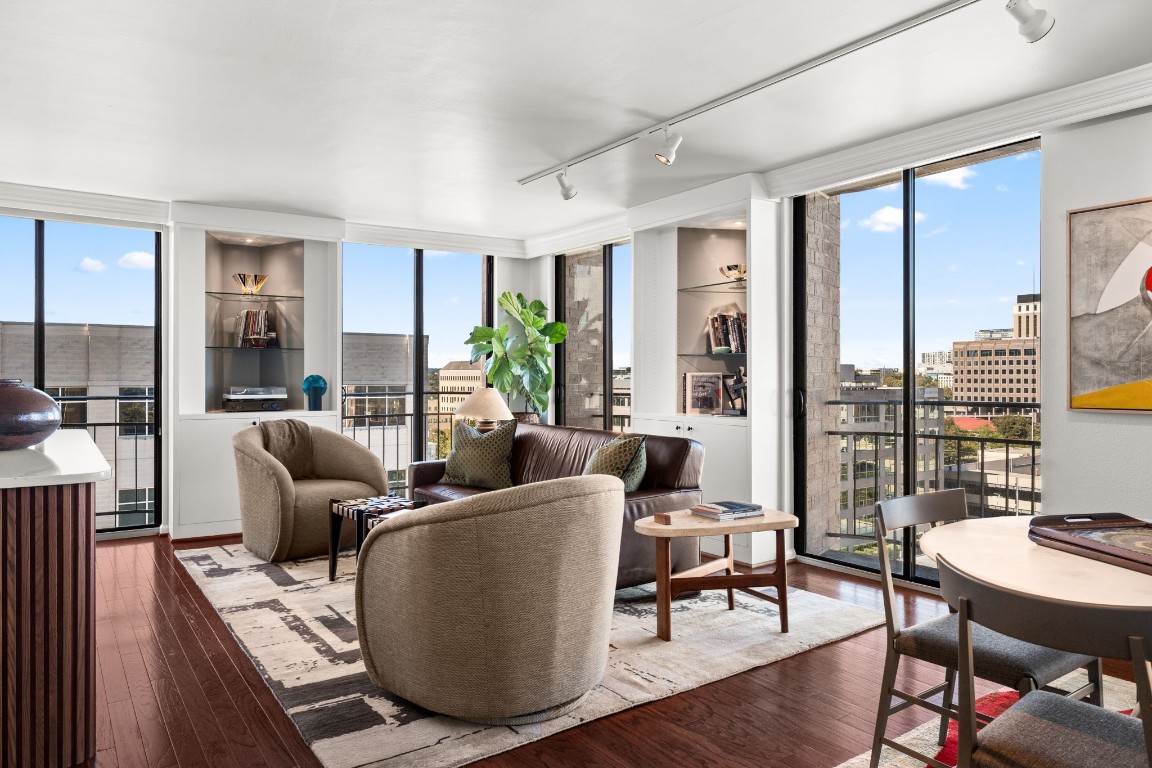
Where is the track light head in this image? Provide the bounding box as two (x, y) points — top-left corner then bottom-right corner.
(1005, 0), (1054, 43)
(556, 168), (577, 200)
(655, 128), (683, 166)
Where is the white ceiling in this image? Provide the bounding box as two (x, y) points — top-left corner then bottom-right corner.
(2, 1), (1150, 241)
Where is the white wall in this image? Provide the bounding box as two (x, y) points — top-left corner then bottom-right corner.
(1041, 106), (1152, 515)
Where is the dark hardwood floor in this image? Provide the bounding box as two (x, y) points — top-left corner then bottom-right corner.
(90, 535), (1008, 768)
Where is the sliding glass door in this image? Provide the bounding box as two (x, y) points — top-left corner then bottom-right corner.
(0, 215), (162, 534)
(793, 139), (1042, 583)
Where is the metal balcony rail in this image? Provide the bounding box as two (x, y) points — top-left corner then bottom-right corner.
(827, 398), (1041, 544)
(340, 388), (469, 494)
(51, 393), (157, 533)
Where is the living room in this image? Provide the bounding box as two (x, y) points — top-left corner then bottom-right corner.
(2, 2), (1152, 767)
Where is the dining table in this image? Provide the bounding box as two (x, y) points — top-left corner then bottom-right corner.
(919, 515), (1152, 607)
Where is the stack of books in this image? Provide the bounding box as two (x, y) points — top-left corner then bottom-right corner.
(707, 312), (748, 354)
(690, 501), (763, 520)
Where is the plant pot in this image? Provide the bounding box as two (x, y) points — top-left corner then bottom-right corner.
(512, 412), (541, 424)
(0, 379), (62, 450)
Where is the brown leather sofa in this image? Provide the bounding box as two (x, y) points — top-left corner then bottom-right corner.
(408, 422), (704, 589)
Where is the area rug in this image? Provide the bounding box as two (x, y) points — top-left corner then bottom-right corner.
(834, 672), (1139, 768)
(178, 544), (884, 768)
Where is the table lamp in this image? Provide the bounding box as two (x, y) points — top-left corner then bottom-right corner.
(454, 387), (514, 432)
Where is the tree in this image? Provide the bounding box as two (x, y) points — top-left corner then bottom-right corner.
(881, 372), (937, 389)
(992, 414), (1037, 443)
(943, 417), (980, 466)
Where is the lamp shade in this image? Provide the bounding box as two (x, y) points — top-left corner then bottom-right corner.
(454, 387), (514, 421)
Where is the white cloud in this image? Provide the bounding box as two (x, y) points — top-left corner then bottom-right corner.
(79, 257), (106, 272)
(858, 206), (925, 233)
(947, 263), (959, 273)
(840, 218), (850, 230)
(996, 184), (1009, 193)
(925, 225), (949, 238)
(1015, 151), (1038, 162)
(946, 298), (959, 305)
(922, 167), (976, 190)
(1015, 260), (1027, 267)
(117, 251), (154, 270)
(998, 296), (1012, 303)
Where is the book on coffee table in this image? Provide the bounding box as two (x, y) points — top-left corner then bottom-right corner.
(691, 501), (764, 520)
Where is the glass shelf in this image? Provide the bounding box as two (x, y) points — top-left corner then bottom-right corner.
(678, 279), (747, 294)
(206, 345), (304, 351)
(205, 291), (304, 301)
(678, 352), (747, 357)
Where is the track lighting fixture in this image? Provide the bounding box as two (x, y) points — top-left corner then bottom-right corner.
(556, 167), (577, 200)
(519, 1), (989, 194)
(1005, 0), (1054, 43)
(655, 127), (683, 166)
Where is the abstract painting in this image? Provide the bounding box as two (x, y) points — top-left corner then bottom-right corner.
(1068, 197), (1152, 411)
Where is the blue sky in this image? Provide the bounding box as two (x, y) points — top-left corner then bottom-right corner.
(343, 243), (633, 371)
(0, 217), (155, 325)
(2, 151), (1033, 376)
(0, 221), (623, 374)
(839, 151), (1041, 368)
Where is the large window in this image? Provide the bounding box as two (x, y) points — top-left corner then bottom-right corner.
(0, 216), (161, 533)
(341, 245), (488, 489)
(555, 240), (631, 431)
(794, 139), (1041, 585)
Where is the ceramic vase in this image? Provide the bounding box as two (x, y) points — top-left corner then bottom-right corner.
(0, 379), (62, 450)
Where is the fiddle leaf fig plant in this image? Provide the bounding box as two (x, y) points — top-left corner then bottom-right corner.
(466, 292), (567, 415)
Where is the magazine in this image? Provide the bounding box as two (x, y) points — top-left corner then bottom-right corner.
(691, 501), (764, 520)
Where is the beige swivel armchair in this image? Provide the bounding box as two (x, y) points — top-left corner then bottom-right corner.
(356, 474), (625, 725)
(233, 422), (389, 562)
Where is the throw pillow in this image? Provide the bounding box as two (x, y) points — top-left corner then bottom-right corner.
(583, 435), (647, 492)
(439, 419), (515, 490)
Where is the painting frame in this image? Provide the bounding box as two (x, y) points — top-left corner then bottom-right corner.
(1067, 195), (1152, 413)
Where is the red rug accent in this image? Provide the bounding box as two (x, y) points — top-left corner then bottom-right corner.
(931, 690), (1020, 767)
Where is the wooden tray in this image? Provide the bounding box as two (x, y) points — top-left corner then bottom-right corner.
(1028, 513), (1152, 576)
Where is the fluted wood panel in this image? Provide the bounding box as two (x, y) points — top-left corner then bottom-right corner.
(2, 482), (95, 768)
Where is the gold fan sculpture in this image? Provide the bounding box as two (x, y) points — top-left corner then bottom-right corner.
(233, 273), (269, 295)
(719, 263), (747, 280)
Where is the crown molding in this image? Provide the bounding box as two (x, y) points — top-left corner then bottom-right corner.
(0, 181), (168, 224)
(170, 202), (345, 240)
(523, 214), (630, 258)
(763, 62), (1152, 198)
(344, 221), (526, 258)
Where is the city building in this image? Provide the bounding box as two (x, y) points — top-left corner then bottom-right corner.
(920, 350), (952, 365)
(951, 294), (1041, 414)
(437, 359), (485, 413)
(0, 321), (155, 529)
(1014, 292), (1041, 338)
(973, 328), (1014, 341)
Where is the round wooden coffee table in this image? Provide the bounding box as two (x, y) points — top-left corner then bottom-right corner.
(634, 509), (799, 641)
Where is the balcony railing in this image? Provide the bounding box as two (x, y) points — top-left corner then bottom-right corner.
(340, 389), (467, 495)
(52, 394), (157, 533)
(828, 398), (1040, 544)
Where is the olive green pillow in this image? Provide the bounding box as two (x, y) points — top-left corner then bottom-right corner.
(439, 420), (516, 490)
(583, 435), (647, 492)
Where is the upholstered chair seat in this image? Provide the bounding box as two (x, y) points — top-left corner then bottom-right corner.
(356, 474), (625, 725)
(233, 421), (389, 562)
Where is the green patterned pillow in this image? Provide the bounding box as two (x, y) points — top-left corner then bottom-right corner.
(583, 435), (647, 492)
(440, 420), (515, 490)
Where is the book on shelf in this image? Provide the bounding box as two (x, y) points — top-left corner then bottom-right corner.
(234, 309), (278, 348)
(691, 501), (764, 520)
(706, 312), (748, 354)
(684, 372), (723, 414)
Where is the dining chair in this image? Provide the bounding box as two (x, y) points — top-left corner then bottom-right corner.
(938, 553), (1152, 768)
(869, 488), (1103, 768)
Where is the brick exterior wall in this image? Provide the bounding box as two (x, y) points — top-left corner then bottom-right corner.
(562, 248), (606, 428)
(802, 195), (843, 556)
